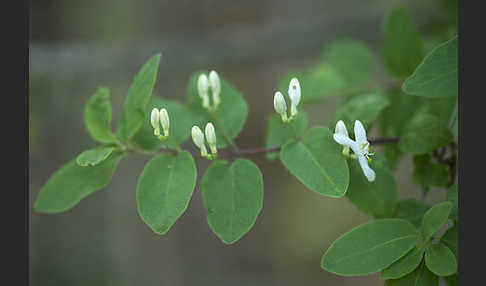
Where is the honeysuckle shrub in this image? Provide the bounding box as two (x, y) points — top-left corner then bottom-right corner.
(33, 3), (458, 285)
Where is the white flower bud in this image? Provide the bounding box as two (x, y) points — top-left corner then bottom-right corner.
(273, 91), (288, 121)
(151, 108), (160, 136)
(205, 122), (217, 154)
(197, 74), (210, 109)
(288, 77), (301, 107)
(209, 71), (221, 106)
(191, 125), (208, 157)
(159, 108), (169, 137)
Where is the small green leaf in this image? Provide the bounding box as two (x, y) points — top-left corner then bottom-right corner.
(380, 89), (422, 138)
(323, 39), (375, 86)
(399, 112), (453, 155)
(383, 3), (424, 77)
(345, 158), (397, 218)
(132, 96), (198, 151)
(412, 154), (449, 188)
(321, 218), (419, 276)
(446, 184), (458, 221)
(441, 224), (458, 258)
(201, 159), (263, 244)
(186, 71), (248, 148)
(264, 112), (308, 160)
(76, 146), (115, 166)
(136, 151), (197, 235)
(117, 54), (161, 141)
(402, 36), (457, 97)
(84, 87), (117, 144)
(424, 243), (457, 276)
(280, 126), (349, 197)
(393, 199), (430, 228)
(331, 92), (389, 132)
(421, 201), (452, 242)
(386, 260), (439, 286)
(34, 152), (123, 213)
(381, 245), (425, 280)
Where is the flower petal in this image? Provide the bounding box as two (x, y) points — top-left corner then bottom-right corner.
(335, 120), (349, 137)
(333, 133), (355, 148)
(359, 155), (376, 182)
(354, 120), (367, 144)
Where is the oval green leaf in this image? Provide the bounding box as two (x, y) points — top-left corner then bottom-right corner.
(136, 151), (197, 235)
(422, 201), (452, 242)
(34, 152), (123, 213)
(441, 224), (458, 259)
(186, 71), (248, 148)
(117, 53), (161, 141)
(76, 146), (115, 166)
(446, 184), (458, 221)
(321, 218), (419, 276)
(393, 199), (430, 228)
(402, 36), (457, 97)
(345, 158), (397, 218)
(84, 87), (117, 144)
(201, 159), (263, 244)
(381, 245), (425, 280)
(424, 243), (457, 276)
(280, 126), (349, 197)
(386, 260), (439, 286)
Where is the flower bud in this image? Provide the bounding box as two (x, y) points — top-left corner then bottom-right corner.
(273, 91), (288, 121)
(197, 74), (210, 109)
(288, 77), (301, 107)
(151, 108), (160, 136)
(205, 122), (217, 154)
(334, 120), (349, 137)
(159, 108), (170, 137)
(191, 125), (208, 157)
(209, 71), (221, 106)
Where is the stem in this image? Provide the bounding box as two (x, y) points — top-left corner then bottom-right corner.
(209, 109), (240, 154)
(369, 137), (399, 145)
(288, 121), (298, 140)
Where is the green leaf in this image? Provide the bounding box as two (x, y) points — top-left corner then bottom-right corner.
(399, 112), (453, 155)
(264, 112), (308, 160)
(34, 152), (124, 213)
(381, 89), (422, 138)
(421, 201), (452, 242)
(136, 151), (197, 235)
(386, 260), (439, 286)
(331, 92), (390, 132)
(441, 224), (458, 258)
(424, 243), (457, 276)
(84, 87), (117, 144)
(201, 159), (263, 244)
(280, 126), (349, 197)
(277, 66), (347, 104)
(412, 154), (449, 188)
(323, 39), (375, 86)
(393, 199), (430, 228)
(132, 96), (198, 151)
(345, 158), (397, 218)
(117, 53), (161, 141)
(402, 36), (458, 97)
(186, 71), (248, 148)
(321, 218), (419, 276)
(446, 184), (458, 221)
(383, 3), (424, 77)
(381, 245), (425, 280)
(76, 146), (115, 166)
(444, 274), (458, 286)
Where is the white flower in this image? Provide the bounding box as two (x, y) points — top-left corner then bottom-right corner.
(288, 77), (301, 117)
(273, 91), (288, 122)
(197, 74), (210, 109)
(205, 122), (217, 155)
(151, 108), (160, 136)
(333, 120), (376, 182)
(191, 125), (208, 157)
(209, 71), (221, 106)
(159, 108), (170, 137)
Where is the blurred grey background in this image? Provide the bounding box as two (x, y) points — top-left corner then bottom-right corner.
(29, 0), (456, 285)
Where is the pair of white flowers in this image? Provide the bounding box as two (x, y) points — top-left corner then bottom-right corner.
(273, 78), (301, 122)
(197, 71), (221, 110)
(333, 120), (376, 182)
(150, 108), (170, 138)
(191, 123), (217, 158)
